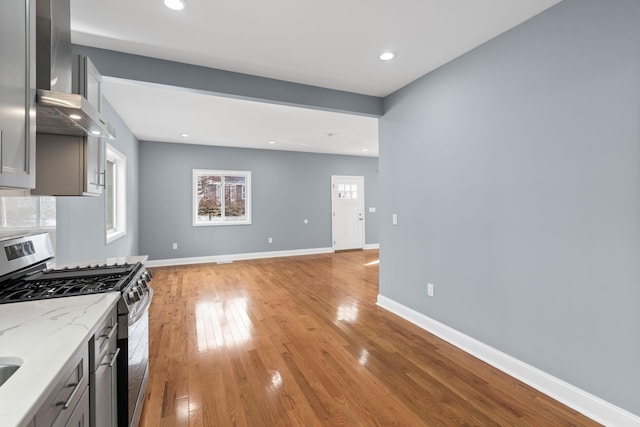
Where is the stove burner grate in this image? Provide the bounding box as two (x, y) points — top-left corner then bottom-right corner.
(0, 263), (141, 304)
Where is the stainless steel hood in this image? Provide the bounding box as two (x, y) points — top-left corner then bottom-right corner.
(36, 89), (115, 138)
(35, 0), (114, 139)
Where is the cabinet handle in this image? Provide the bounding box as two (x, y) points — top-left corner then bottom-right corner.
(56, 375), (84, 409)
(101, 347), (120, 368)
(99, 323), (118, 341)
(99, 170), (106, 187)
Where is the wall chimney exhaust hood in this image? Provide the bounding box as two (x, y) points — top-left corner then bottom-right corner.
(35, 0), (114, 139)
(36, 89), (115, 138)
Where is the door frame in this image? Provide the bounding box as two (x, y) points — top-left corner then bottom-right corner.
(331, 175), (365, 250)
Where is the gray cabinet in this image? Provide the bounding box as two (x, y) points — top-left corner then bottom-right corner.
(85, 135), (105, 195)
(31, 133), (105, 196)
(75, 55), (105, 196)
(0, 0), (36, 189)
(74, 56), (103, 115)
(89, 306), (118, 427)
(32, 54), (106, 197)
(63, 388), (89, 427)
(35, 345), (89, 427)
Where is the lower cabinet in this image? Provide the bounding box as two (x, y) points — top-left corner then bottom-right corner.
(28, 304), (119, 427)
(63, 388), (89, 427)
(34, 347), (89, 427)
(89, 306), (118, 427)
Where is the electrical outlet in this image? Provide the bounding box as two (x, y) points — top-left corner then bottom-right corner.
(427, 283), (435, 298)
(172, 243), (178, 250)
(268, 237), (273, 244)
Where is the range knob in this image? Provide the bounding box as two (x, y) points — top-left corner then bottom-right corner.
(137, 279), (147, 290)
(143, 270), (153, 281)
(128, 290), (140, 302)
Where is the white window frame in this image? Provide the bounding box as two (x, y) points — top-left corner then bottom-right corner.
(193, 169), (252, 226)
(105, 144), (127, 244)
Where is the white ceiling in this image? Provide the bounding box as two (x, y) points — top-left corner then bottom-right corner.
(102, 78), (379, 156)
(70, 0), (561, 156)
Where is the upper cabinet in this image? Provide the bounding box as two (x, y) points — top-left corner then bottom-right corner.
(32, 55), (106, 197)
(0, 0), (36, 190)
(74, 55), (103, 114)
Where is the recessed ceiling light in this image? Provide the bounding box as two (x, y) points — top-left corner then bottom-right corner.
(164, 0), (185, 11)
(362, 148), (368, 152)
(91, 130), (101, 136)
(268, 140), (276, 145)
(180, 133), (189, 138)
(379, 51), (397, 61)
(69, 114), (81, 120)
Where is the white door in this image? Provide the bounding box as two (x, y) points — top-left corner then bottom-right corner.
(332, 176), (365, 250)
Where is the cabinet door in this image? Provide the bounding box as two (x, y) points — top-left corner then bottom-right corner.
(73, 55), (102, 113)
(84, 57), (102, 113)
(93, 362), (113, 427)
(92, 344), (118, 427)
(64, 387), (89, 427)
(0, 0), (36, 189)
(84, 136), (104, 195)
(109, 349), (118, 426)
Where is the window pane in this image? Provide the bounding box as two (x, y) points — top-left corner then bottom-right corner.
(224, 176), (246, 221)
(197, 175), (222, 221)
(194, 170), (251, 226)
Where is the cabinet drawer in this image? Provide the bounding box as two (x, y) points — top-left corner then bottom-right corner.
(90, 308), (117, 369)
(35, 349), (88, 427)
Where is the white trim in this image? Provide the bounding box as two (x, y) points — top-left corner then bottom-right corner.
(146, 247), (334, 268)
(105, 145), (127, 244)
(376, 295), (640, 427)
(364, 243), (379, 250)
(193, 169), (252, 226)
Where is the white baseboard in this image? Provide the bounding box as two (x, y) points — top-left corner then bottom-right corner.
(364, 243), (380, 250)
(376, 295), (640, 427)
(146, 247), (334, 267)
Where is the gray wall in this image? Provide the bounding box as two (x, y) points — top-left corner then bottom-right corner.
(139, 141), (378, 260)
(56, 99), (139, 263)
(379, 0), (640, 416)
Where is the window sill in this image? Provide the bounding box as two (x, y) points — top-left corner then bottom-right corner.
(106, 229), (127, 244)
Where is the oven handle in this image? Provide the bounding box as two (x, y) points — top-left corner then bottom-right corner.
(129, 287), (153, 326)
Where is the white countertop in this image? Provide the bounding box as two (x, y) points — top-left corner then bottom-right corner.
(0, 293), (120, 427)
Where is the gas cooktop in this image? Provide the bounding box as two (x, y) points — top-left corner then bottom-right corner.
(0, 263), (141, 303)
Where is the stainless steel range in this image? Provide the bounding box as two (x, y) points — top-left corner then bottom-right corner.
(0, 232), (153, 427)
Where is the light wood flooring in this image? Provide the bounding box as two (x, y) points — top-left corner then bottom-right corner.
(139, 250), (599, 426)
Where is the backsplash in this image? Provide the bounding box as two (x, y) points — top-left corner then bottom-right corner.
(0, 196), (56, 250)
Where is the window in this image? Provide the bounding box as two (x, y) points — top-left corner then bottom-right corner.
(0, 197), (56, 229)
(193, 169), (251, 226)
(106, 144), (126, 243)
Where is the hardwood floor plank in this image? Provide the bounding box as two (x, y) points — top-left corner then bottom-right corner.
(139, 250), (600, 426)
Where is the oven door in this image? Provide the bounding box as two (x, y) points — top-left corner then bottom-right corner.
(118, 287), (153, 427)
